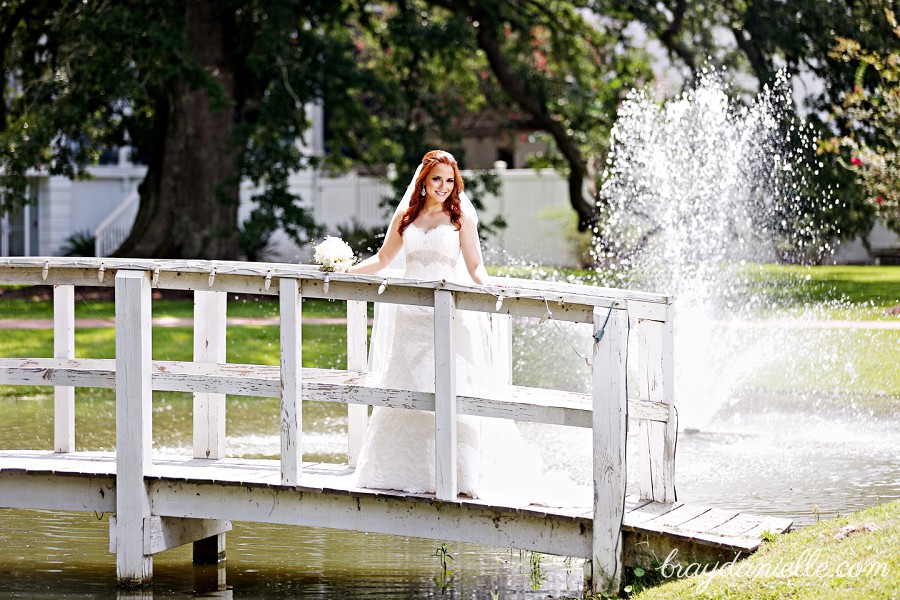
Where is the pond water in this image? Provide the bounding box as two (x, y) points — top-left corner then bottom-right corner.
(0, 328), (897, 600)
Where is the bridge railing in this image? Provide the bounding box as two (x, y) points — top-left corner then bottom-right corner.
(0, 257), (674, 593)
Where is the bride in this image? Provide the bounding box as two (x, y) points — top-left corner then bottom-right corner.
(347, 150), (547, 500)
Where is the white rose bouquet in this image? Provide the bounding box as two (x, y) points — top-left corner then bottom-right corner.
(313, 236), (355, 272)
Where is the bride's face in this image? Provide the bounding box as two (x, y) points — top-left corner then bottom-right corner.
(424, 163), (456, 204)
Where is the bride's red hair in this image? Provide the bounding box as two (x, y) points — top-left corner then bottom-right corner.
(398, 150), (464, 236)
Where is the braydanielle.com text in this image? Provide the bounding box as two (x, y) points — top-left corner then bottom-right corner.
(658, 548), (889, 593)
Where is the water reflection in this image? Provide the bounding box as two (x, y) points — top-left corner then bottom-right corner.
(0, 510), (583, 598)
(0, 348), (897, 596)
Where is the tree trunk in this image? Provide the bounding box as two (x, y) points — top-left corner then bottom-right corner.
(116, 0), (240, 259)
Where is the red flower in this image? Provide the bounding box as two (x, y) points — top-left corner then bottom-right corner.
(877, 196), (884, 204)
(854, 85), (861, 93)
(850, 157), (863, 166)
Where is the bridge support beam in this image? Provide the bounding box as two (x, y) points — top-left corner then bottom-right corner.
(589, 306), (628, 595)
(53, 284), (75, 452)
(114, 270), (153, 588)
(192, 290), (228, 563)
(635, 316), (677, 503)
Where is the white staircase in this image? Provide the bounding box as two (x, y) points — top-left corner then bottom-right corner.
(94, 190), (139, 257)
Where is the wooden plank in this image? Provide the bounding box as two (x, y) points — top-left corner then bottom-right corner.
(0, 257), (671, 309)
(642, 504), (710, 530)
(591, 307), (628, 595)
(623, 501), (684, 527)
(0, 358), (670, 428)
(624, 496), (653, 514)
(433, 290), (457, 501)
(193, 291), (227, 460)
(675, 507), (740, 534)
(0, 470), (115, 512)
(740, 516), (794, 540)
(114, 269), (154, 586)
(635, 319), (676, 503)
(148, 517), (232, 555)
(149, 479), (592, 560)
(53, 284), (76, 453)
(707, 513), (765, 538)
(279, 279), (303, 486)
(346, 300), (368, 467)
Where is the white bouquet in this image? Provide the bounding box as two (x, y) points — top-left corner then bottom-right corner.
(313, 236), (355, 272)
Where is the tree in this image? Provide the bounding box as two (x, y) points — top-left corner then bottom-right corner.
(0, 0), (360, 259)
(427, 0), (651, 231)
(600, 0), (899, 243)
(2, 0), (651, 257)
(828, 7), (900, 234)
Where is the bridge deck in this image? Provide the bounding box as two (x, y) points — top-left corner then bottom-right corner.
(0, 450), (791, 558)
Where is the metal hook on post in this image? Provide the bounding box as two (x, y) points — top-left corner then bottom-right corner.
(495, 294), (504, 312)
(323, 274), (330, 295)
(151, 267), (160, 287)
(377, 279), (388, 295)
(97, 263), (106, 284)
(264, 270), (273, 291)
(42, 261), (49, 281)
(208, 267), (217, 288)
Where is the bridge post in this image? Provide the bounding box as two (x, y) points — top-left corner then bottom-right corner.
(346, 299), (368, 467)
(192, 290), (228, 563)
(53, 284), (75, 453)
(279, 278), (303, 485)
(433, 290), (457, 501)
(589, 306), (627, 595)
(636, 316), (677, 503)
(114, 269), (153, 587)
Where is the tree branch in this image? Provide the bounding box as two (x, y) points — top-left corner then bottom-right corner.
(0, 0), (46, 132)
(428, 0), (596, 229)
(657, 0), (696, 72)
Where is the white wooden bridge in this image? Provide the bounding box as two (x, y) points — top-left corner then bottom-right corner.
(0, 258), (791, 595)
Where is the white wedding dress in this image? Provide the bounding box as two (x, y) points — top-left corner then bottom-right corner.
(354, 223), (589, 505)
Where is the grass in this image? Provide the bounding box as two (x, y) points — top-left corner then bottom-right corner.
(0, 324), (347, 400)
(491, 264), (900, 321)
(628, 499), (900, 600)
(0, 292), (350, 320)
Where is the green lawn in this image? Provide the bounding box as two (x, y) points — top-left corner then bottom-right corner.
(492, 264), (900, 320)
(628, 500), (900, 600)
(0, 324), (347, 400)
(0, 293), (350, 320)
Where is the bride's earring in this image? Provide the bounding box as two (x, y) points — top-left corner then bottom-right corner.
(420, 185), (426, 197)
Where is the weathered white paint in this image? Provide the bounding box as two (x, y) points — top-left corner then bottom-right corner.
(53, 284), (75, 453)
(0, 357), (671, 427)
(433, 290), (458, 501)
(193, 291), (227, 460)
(0, 470), (115, 512)
(636, 319), (677, 503)
(150, 479), (591, 559)
(279, 278), (303, 485)
(0, 257), (670, 305)
(108, 516), (232, 555)
(114, 270), (153, 586)
(590, 307), (628, 595)
(0, 258), (680, 593)
(346, 300), (368, 466)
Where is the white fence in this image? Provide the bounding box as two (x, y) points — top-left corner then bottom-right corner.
(252, 168), (581, 266)
(18, 166), (583, 265)
(0, 257), (675, 594)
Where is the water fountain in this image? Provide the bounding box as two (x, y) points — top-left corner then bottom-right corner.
(583, 68), (898, 523)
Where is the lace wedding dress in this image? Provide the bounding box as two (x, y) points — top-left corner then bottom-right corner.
(354, 224), (588, 505)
